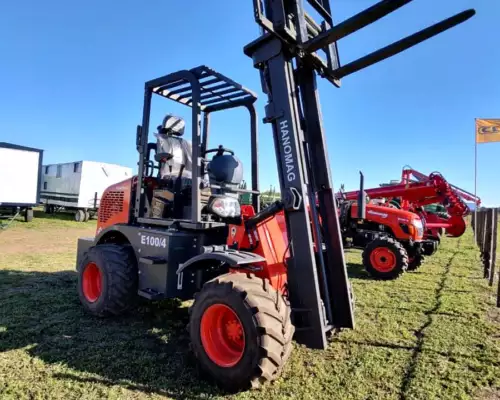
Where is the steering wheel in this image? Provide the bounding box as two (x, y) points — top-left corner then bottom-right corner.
(204, 145), (234, 157)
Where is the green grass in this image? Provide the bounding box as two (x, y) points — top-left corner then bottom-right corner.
(0, 217), (499, 399)
(0, 208), (96, 230)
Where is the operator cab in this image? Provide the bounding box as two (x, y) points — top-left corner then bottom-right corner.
(148, 114), (244, 221)
(135, 65), (259, 227)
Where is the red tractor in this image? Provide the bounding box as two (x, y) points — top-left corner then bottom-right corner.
(340, 169), (475, 249)
(337, 174), (429, 278)
(74, 0), (474, 391)
(276, 173), (430, 279)
(338, 201), (427, 278)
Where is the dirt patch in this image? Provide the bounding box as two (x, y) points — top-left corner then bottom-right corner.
(0, 226), (95, 255)
(477, 388), (500, 400)
(488, 307), (500, 324)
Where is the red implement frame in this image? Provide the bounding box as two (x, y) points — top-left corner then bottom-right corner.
(401, 167), (481, 207)
(340, 169), (475, 238)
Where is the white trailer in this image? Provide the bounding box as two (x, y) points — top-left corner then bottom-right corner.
(41, 161), (132, 222)
(0, 142), (43, 222)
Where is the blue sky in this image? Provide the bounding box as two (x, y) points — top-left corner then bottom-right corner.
(1, 0), (499, 206)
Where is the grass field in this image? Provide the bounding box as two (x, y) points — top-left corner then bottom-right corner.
(1, 211), (500, 399)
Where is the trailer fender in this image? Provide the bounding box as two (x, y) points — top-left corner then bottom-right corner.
(176, 249), (265, 275)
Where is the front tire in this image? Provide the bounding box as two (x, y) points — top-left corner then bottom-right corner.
(77, 244), (138, 317)
(362, 237), (408, 280)
(189, 273), (294, 392)
(407, 253), (424, 271)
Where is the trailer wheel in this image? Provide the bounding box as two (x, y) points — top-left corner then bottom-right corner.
(83, 210), (90, 222)
(77, 244), (138, 317)
(362, 237), (408, 279)
(407, 253), (424, 271)
(188, 272), (294, 392)
(75, 209), (85, 222)
(24, 208), (33, 223)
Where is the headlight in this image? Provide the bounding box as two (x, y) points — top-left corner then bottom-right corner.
(412, 219), (423, 229)
(207, 196), (241, 218)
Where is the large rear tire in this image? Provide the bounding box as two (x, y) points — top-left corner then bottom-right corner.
(77, 244), (138, 317)
(188, 273), (294, 392)
(362, 237), (408, 280)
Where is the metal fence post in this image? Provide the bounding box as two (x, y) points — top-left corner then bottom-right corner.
(489, 208), (498, 286)
(483, 209), (493, 279)
(481, 210), (488, 253)
(477, 210), (483, 248)
(472, 211), (476, 237)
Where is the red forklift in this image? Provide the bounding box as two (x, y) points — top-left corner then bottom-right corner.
(75, 0), (475, 391)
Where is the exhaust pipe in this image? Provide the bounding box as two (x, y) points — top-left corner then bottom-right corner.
(358, 171), (366, 219)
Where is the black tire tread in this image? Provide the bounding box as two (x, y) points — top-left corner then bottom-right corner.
(407, 253), (425, 271)
(189, 272), (294, 390)
(362, 237), (408, 280)
(77, 244), (137, 317)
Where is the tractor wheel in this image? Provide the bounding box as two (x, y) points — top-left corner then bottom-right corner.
(77, 244), (138, 317)
(83, 210), (90, 222)
(362, 237), (408, 280)
(407, 253), (424, 271)
(188, 272), (294, 392)
(75, 209), (85, 222)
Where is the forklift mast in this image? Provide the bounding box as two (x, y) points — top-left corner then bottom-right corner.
(244, 0), (475, 349)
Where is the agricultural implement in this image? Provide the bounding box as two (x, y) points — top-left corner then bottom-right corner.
(400, 167), (481, 235)
(341, 168), (475, 244)
(75, 0), (475, 391)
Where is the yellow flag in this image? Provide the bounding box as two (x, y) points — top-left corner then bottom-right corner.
(476, 118), (500, 144)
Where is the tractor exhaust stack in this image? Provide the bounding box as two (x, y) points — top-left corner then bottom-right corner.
(358, 172), (366, 220)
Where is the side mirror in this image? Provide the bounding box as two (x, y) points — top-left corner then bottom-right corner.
(136, 125), (143, 151)
(357, 171), (366, 219)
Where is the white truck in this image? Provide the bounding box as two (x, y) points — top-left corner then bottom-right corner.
(0, 142), (43, 222)
(41, 161), (132, 222)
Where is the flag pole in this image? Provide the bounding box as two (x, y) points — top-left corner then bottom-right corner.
(474, 118), (478, 243)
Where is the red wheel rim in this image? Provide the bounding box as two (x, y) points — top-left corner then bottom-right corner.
(200, 304), (245, 368)
(370, 247), (397, 272)
(82, 262), (102, 302)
